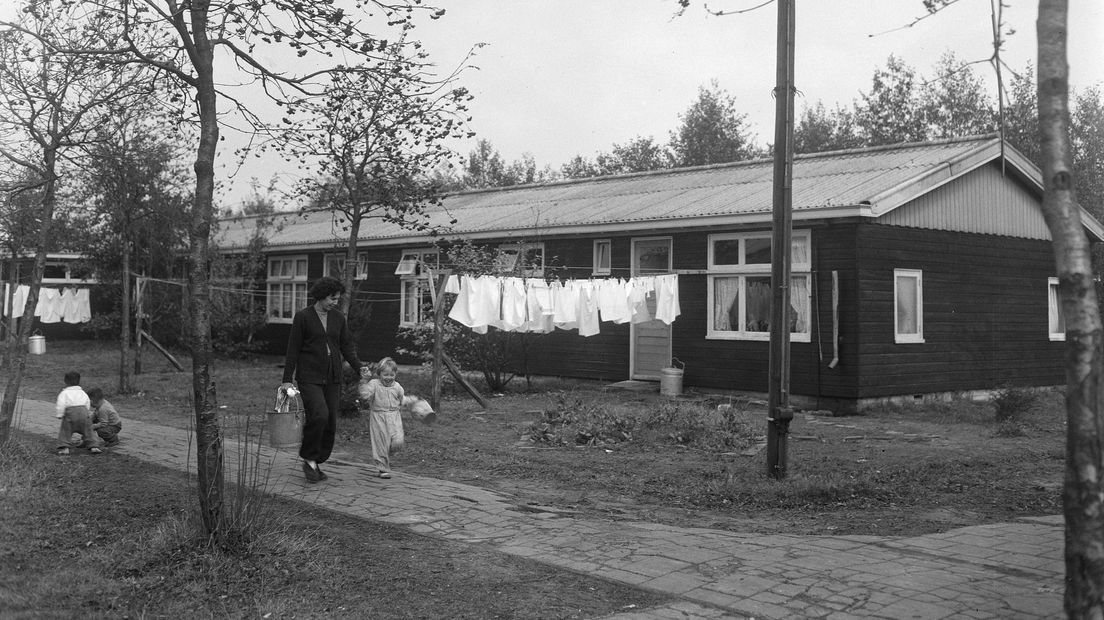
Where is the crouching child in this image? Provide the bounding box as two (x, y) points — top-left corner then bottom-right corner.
(55, 371), (101, 455)
(87, 388), (122, 447)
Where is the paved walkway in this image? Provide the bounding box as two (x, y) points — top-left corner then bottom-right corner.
(12, 398), (1065, 619)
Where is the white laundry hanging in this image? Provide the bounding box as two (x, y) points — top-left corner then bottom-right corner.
(445, 273), (680, 336)
(628, 278), (654, 324)
(525, 279), (554, 333)
(499, 277), (527, 331)
(10, 284), (29, 319)
(576, 281), (600, 337)
(654, 274), (681, 325)
(74, 288), (92, 323)
(59, 288), (78, 323)
(36, 287), (63, 323)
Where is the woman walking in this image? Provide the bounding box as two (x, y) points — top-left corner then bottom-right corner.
(280, 276), (365, 482)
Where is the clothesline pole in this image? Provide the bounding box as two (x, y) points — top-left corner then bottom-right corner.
(134, 275), (144, 375)
(429, 268), (451, 412)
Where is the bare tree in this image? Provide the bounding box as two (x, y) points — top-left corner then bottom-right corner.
(1, 0), (450, 538)
(76, 105), (192, 394)
(0, 166), (43, 366)
(274, 55), (471, 315)
(0, 4), (150, 446)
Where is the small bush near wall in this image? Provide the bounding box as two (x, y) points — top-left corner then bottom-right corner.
(991, 385), (1039, 422)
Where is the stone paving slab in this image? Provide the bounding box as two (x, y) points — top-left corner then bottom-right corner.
(11, 398), (1066, 619)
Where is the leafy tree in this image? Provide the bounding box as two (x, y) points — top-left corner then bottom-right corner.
(396, 239), (550, 392)
(598, 136), (672, 174)
(1001, 65), (1103, 223)
(669, 79), (760, 166)
(921, 52), (997, 139)
(560, 154), (601, 179)
(276, 57), (471, 315)
(0, 3), (150, 446)
(1071, 86), (1104, 221)
(75, 107), (191, 393)
(1003, 65), (1041, 163)
(854, 55), (928, 145)
(793, 101), (863, 154)
(462, 139), (507, 187)
(1, 0), (450, 539)
(208, 214), (278, 358)
(461, 139), (551, 188)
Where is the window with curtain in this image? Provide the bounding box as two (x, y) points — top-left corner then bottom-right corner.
(1048, 277), (1065, 341)
(397, 248), (440, 326)
(706, 231), (812, 341)
(400, 278), (434, 326)
(894, 269), (924, 343)
(593, 239), (611, 275)
(266, 255), (308, 323)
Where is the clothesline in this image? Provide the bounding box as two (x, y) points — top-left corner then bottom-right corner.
(445, 273), (680, 337)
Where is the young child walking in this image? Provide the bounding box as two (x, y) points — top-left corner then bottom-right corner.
(55, 371), (101, 455)
(357, 358), (406, 479)
(87, 388), (122, 447)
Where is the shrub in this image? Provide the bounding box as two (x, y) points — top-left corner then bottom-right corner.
(641, 399), (761, 452)
(339, 365), (363, 418)
(994, 420), (1027, 438)
(991, 385), (1039, 422)
(524, 391), (638, 447)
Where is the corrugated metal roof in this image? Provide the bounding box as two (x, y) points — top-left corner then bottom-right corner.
(215, 135), (1072, 251)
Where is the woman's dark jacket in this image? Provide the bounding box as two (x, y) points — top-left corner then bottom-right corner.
(282, 306), (363, 385)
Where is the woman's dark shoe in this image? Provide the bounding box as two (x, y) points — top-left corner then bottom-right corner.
(302, 460), (321, 483)
(315, 465), (328, 481)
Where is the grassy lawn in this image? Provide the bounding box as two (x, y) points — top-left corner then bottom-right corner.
(2, 339), (1067, 616)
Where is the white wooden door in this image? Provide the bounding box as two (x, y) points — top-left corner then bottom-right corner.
(631, 237), (672, 380)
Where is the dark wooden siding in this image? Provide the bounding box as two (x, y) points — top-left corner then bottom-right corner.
(256, 222), (1063, 403)
(854, 224), (1063, 398)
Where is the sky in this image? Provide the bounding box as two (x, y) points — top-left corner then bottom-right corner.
(224, 0), (1102, 206)
(1, 1), (1101, 207)
(397, 0), (1103, 171)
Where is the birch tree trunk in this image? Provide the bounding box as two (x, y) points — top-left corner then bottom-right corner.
(187, 3), (224, 535)
(1037, 1), (1104, 616)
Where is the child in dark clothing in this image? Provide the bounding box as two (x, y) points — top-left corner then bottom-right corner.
(55, 371), (101, 455)
(87, 388), (122, 447)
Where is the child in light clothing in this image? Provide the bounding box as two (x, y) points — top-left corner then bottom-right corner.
(87, 388), (122, 447)
(55, 371), (101, 455)
(357, 358), (405, 478)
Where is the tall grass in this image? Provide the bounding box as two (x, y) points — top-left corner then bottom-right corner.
(172, 381), (292, 555)
(0, 438), (49, 500)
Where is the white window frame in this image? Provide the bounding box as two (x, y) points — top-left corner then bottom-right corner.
(593, 239), (612, 276)
(1048, 277), (1066, 341)
(397, 248), (440, 327)
(42, 260), (95, 284)
(324, 252), (370, 280)
(497, 242), (544, 277)
(394, 248), (439, 276)
(266, 255), (309, 324)
(705, 230), (811, 342)
(894, 269), (924, 344)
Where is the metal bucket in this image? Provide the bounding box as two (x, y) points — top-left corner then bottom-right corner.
(267, 389), (302, 449)
(659, 367), (683, 397)
(28, 334), (46, 355)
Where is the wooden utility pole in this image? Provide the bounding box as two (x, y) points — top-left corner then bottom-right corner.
(766, 0), (796, 479)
